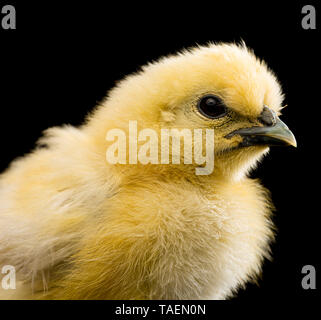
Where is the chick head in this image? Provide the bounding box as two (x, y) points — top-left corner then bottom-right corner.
(90, 43), (296, 181)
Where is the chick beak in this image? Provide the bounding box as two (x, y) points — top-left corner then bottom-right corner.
(225, 105), (297, 148)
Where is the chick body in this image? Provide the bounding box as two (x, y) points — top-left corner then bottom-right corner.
(0, 43), (289, 299)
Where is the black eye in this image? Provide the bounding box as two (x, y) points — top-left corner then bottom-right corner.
(197, 95), (227, 119)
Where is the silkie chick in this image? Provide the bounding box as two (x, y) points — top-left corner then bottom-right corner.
(0, 43), (296, 300)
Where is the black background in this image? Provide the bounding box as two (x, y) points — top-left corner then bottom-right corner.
(0, 0), (319, 312)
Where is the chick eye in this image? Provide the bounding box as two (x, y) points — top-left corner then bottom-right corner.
(197, 95), (227, 119)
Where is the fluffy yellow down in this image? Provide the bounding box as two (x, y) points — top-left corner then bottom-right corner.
(0, 43), (283, 299)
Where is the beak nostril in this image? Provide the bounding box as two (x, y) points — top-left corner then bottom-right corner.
(258, 105), (277, 126)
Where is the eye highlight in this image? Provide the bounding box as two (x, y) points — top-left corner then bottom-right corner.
(197, 95), (228, 119)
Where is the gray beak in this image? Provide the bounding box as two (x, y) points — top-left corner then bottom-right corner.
(225, 105), (297, 148)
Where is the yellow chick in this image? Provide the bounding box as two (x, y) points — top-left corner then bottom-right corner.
(0, 42), (296, 300)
